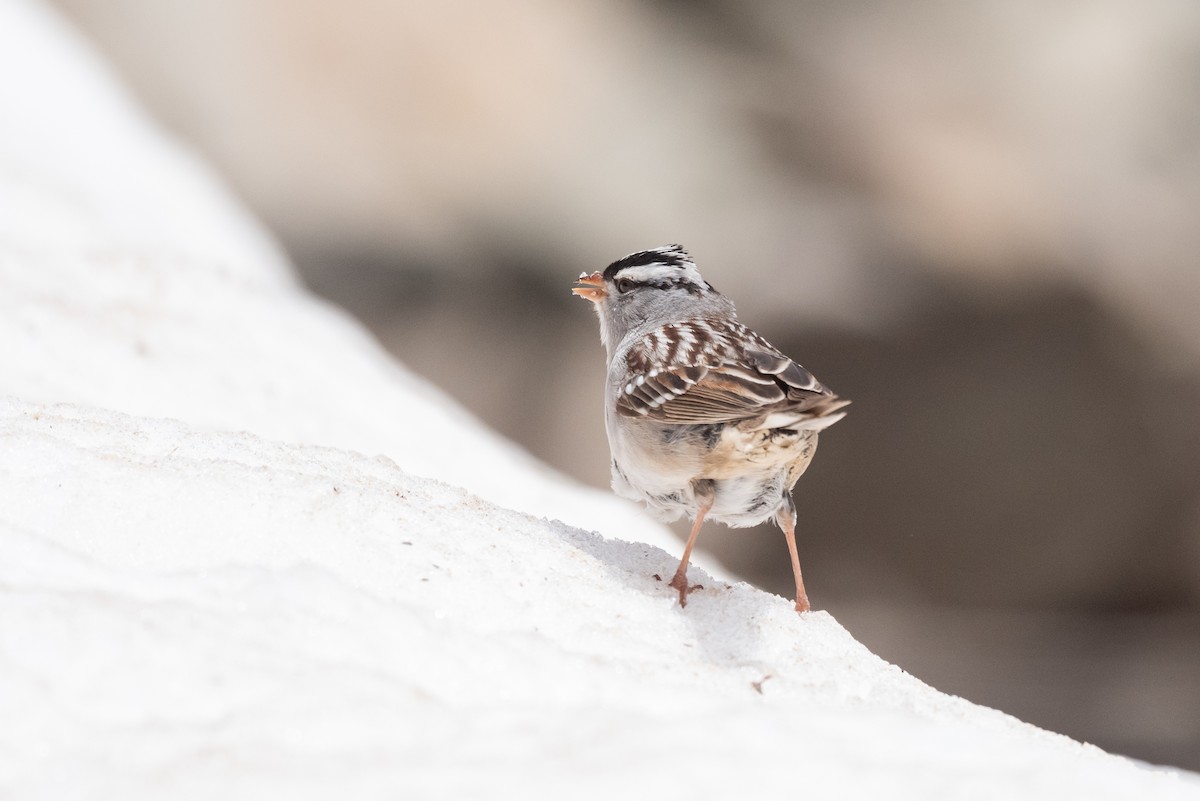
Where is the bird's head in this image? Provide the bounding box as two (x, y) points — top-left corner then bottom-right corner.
(573, 245), (731, 352)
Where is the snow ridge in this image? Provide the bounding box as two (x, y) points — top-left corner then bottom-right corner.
(3, 397), (1198, 799)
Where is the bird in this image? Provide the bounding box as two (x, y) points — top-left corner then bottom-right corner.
(573, 245), (848, 613)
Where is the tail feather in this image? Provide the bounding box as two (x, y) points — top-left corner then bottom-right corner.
(760, 395), (850, 432)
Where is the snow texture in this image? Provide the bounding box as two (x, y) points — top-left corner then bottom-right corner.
(0, 0), (688, 568)
(1, 1), (1198, 798)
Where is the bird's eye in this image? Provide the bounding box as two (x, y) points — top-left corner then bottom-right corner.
(615, 278), (635, 293)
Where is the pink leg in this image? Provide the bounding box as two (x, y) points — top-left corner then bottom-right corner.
(669, 503), (710, 607)
(779, 510), (811, 613)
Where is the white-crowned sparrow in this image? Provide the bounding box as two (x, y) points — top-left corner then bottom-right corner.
(573, 245), (848, 613)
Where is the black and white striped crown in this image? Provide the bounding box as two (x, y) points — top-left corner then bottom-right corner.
(602, 244), (713, 295)
(603, 244), (694, 280)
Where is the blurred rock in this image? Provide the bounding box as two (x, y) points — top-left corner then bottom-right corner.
(50, 0), (1200, 353)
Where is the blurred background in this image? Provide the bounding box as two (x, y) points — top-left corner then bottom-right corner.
(49, 0), (1200, 769)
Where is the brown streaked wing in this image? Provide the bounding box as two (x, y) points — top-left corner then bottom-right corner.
(616, 321), (843, 425)
(617, 361), (824, 425)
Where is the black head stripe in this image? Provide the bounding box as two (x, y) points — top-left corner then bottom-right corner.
(647, 276), (708, 296)
(603, 244), (691, 281)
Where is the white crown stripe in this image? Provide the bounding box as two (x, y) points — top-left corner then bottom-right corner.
(611, 264), (706, 287)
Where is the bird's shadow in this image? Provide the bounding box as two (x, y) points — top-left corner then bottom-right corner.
(546, 517), (804, 675)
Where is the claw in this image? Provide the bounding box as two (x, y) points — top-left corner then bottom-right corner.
(668, 571), (704, 607)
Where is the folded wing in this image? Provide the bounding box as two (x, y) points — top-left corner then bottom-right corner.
(616, 321), (849, 430)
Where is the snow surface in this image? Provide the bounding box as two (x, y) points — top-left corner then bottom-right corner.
(0, 0), (691, 568)
(3, 401), (1199, 799)
(1, 1), (1199, 798)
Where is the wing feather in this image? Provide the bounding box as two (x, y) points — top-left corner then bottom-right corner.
(615, 320), (849, 429)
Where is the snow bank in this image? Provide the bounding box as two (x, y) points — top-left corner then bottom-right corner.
(1, 1), (1198, 798)
(2, 399), (1198, 799)
(0, 0), (686, 565)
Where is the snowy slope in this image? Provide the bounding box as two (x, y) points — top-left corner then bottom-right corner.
(1, 1), (1199, 799)
(3, 398), (1199, 800)
(0, 0), (689, 566)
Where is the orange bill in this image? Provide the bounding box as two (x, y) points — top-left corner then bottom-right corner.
(571, 271), (607, 302)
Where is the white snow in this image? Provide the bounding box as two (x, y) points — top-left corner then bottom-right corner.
(3, 401), (1199, 799)
(0, 0), (686, 566)
(1, 1), (1199, 798)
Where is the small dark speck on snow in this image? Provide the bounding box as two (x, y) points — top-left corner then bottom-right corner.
(751, 675), (773, 695)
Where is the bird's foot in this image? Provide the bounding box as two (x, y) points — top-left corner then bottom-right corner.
(668, 570), (704, 608)
(794, 593), (811, 614)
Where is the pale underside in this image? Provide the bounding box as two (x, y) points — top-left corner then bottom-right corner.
(608, 414), (822, 527)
